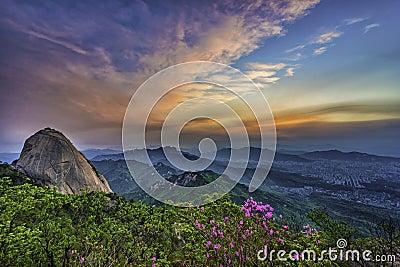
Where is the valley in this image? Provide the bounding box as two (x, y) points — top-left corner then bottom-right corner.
(90, 147), (400, 235)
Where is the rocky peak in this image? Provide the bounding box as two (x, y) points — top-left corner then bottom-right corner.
(13, 128), (112, 194)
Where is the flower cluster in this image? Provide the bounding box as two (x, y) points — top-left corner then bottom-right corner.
(194, 198), (295, 266)
(191, 197), (327, 266)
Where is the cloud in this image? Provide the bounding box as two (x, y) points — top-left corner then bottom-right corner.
(285, 67), (295, 76)
(285, 52), (302, 61)
(313, 46), (327, 55)
(256, 76), (281, 83)
(1, 0), (321, 78)
(245, 64), (282, 86)
(313, 30), (342, 44)
(364, 23), (380, 34)
(245, 62), (297, 86)
(275, 101), (400, 125)
(127, 0), (321, 70)
(3, 18), (89, 56)
(284, 17), (365, 60)
(27, 30), (88, 55)
(0, 0), (321, 149)
(343, 17), (366, 25)
(246, 62), (287, 71)
(285, 45), (305, 53)
(246, 70), (277, 79)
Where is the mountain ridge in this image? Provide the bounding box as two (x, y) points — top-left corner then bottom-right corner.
(301, 149), (399, 162)
(91, 146), (399, 163)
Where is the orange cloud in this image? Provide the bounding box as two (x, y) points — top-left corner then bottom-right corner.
(275, 115), (321, 127)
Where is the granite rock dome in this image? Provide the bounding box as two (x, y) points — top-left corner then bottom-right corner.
(13, 128), (112, 194)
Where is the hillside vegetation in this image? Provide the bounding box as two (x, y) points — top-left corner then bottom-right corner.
(0, 163), (398, 266)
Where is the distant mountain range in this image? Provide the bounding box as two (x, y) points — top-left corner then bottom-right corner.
(88, 147), (399, 189)
(301, 149), (399, 162)
(91, 146), (310, 163)
(0, 153), (19, 164)
(2, 146), (398, 164)
(81, 148), (122, 160)
(92, 146), (199, 167)
(91, 147), (399, 163)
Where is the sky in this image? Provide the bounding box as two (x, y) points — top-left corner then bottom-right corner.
(0, 0), (399, 156)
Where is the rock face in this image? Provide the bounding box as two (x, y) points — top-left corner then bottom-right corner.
(13, 128), (112, 194)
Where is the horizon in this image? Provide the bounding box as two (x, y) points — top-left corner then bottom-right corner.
(0, 127), (399, 158)
(1, 0), (400, 157)
(1, 128), (399, 159)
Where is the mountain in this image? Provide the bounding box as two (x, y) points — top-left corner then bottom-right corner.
(301, 149), (399, 162)
(0, 152), (20, 164)
(198, 147), (311, 163)
(12, 127), (112, 194)
(91, 159), (181, 195)
(276, 149), (307, 155)
(92, 153), (125, 161)
(92, 146), (198, 166)
(91, 146), (312, 185)
(81, 148), (121, 160)
(92, 146), (310, 163)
